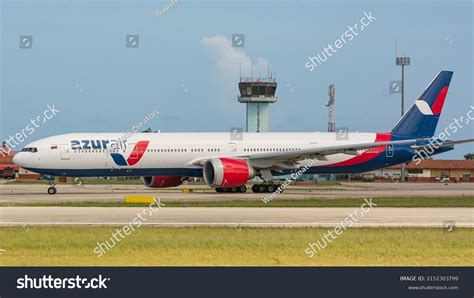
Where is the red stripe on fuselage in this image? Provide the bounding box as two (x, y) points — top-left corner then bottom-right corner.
(127, 141), (150, 166)
(431, 86), (449, 115)
(325, 133), (391, 167)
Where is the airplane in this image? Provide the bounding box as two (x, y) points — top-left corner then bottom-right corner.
(12, 71), (473, 194)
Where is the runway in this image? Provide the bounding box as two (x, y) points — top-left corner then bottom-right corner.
(1, 182), (473, 203)
(0, 206), (472, 227)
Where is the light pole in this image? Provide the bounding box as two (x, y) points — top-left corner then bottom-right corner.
(396, 56), (410, 181)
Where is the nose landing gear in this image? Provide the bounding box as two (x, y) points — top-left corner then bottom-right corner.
(47, 185), (57, 195)
(43, 175), (57, 195)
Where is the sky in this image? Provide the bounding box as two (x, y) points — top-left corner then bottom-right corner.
(0, 0), (473, 158)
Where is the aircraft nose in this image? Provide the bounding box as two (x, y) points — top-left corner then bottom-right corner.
(12, 152), (25, 166)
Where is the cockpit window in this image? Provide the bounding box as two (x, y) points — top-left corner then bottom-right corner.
(21, 147), (38, 153)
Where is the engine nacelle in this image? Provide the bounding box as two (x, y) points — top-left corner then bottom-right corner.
(203, 158), (255, 187)
(142, 176), (184, 188)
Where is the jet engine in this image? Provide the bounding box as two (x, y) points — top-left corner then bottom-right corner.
(142, 176), (185, 188)
(203, 158), (255, 187)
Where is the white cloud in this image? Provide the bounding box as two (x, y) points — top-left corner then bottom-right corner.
(200, 35), (270, 82)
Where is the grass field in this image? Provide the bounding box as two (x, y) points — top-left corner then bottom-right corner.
(2, 196), (473, 208)
(0, 227), (472, 266)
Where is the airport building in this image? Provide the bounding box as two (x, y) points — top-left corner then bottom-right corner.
(365, 159), (474, 182)
(0, 143), (39, 179)
(0, 160), (18, 179)
(0, 145), (18, 179)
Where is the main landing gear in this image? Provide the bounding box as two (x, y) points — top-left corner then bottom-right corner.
(251, 184), (283, 193)
(213, 184), (283, 193)
(249, 169), (282, 193)
(215, 185), (247, 193)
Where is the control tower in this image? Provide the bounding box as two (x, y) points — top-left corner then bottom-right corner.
(238, 76), (277, 132)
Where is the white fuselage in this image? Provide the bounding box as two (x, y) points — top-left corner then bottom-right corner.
(13, 131), (390, 177)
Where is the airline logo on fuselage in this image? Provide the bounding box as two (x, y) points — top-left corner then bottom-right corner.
(70, 139), (127, 150)
(70, 139), (149, 166)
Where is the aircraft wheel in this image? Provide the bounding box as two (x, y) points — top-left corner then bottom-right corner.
(252, 184), (261, 193)
(215, 187), (223, 193)
(239, 185), (247, 193)
(47, 187), (57, 195)
(258, 185), (267, 193)
(231, 186), (238, 193)
(267, 184), (276, 192)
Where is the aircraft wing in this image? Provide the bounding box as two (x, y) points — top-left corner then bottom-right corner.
(410, 138), (474, 151)
(244, 138), (424, 162)
(189, 138), (427, 167)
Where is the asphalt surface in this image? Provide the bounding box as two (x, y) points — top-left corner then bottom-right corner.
(0, 182), (473, 203)
(0, 206), (472, 227)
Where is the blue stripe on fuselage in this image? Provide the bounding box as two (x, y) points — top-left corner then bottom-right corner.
(110, 153), (128, 166)
(24, 141), (453, 178)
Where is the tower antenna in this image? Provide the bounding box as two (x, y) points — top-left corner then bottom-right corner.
(251, 61), (254, 78)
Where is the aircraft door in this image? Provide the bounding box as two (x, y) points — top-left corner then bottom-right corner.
(386, 144), (394, 158)
(228, 143), (238, 156)
(60, 144), (70, 160)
